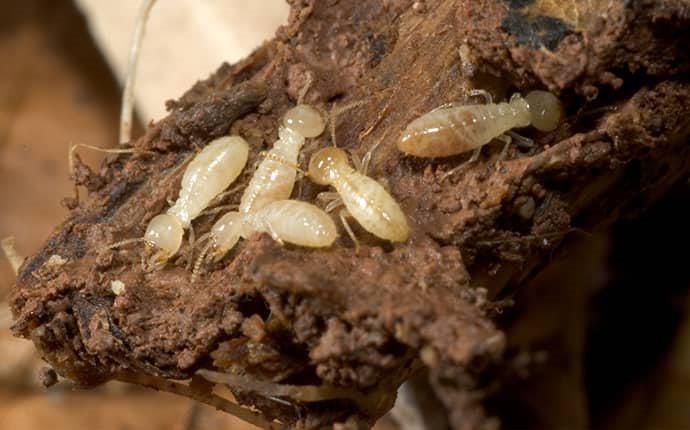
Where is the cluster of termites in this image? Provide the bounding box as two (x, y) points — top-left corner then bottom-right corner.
(35, 0), (563, 285)
(104, 85), (564, 279)
(107, 90), (411, 280)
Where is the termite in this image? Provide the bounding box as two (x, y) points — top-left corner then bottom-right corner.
(398, 90), (564, 158)
(192, 200), (337, 281)
(308, 146), (410, 248)
(110, 136), (249, 269)
(239, 103), (326, 214)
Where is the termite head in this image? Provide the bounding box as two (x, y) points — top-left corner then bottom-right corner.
(144, 214), (184, 267)
(308, 147), (349, 185)
(209, 211), (244, 262)
(283, 105), (326, 138)
(525, 90), (564, 132)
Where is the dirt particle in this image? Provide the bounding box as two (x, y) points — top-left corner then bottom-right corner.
(110, 280), (126, 296)
(38, 366), (58, 388)
(241, 314), (266, 342)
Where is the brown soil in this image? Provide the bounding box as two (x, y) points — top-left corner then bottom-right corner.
(8, 0), (690, 428)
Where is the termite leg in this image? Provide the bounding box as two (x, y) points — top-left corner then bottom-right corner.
(351, 153), (363, 173)
(296, 153), (307, 199)
(339, 208), (360, 252)
(264, 222), (285, 246)
(497, 134), (512, 160)
(186, 224), (196, 270)
(316, 191), (340, 204)
(191, 232), (212, 250)
(324, 196), (344, 214)
(440, 148), (482, 182)
(506, 131), (534, 149)
(468, 89), (493, 104)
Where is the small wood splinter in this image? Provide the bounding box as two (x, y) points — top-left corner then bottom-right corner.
(398, 90), (564, 158)
(1, 236), (25, 275)
(120, 0), (158, 145)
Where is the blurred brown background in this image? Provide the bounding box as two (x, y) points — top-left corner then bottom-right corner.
(0, 1), (285, 428)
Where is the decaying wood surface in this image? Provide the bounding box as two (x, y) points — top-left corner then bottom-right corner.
(10, 0), (690, 428)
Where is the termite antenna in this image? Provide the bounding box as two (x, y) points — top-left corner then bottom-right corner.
(259, 151), (309, 175)
(120, 0), (158, 145)
(468, 88), (493, 104)
(191, 240), (214, 283)
(102, 237), (146, 252)
(359, 128), (390, 175)
(191, 232), (212, 250)
(297, 74), (314, 105)
(199, 204), (240, 218)
(69, 143), (137, 175)
(209, 184), (245, 206)
(1, 236), (25, 275)
(328, 100), (366, 147)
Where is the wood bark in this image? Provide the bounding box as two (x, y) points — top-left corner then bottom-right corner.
(10, 0), (690, 428)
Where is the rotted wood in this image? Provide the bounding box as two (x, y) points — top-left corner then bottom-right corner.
(10, 0), (690, 428)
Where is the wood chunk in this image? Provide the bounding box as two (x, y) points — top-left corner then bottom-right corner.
(10, 0), (690, 427)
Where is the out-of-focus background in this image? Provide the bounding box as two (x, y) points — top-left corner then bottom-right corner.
(0, 1), (286, 428)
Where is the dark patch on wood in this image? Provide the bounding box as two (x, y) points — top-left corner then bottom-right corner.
(502, 10), (570, 50)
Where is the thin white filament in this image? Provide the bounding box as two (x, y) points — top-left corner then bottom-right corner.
(120, 0), (158, 145)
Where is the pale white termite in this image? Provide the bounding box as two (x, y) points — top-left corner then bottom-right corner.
(192, 200), (337, 280)
(239, 104), (326, 214)
(308, 147), (410, 246)
(111, 136), (249, 268)
(398, 90), (564, 158)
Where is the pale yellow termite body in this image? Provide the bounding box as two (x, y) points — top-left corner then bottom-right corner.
(398, 90), (564, 158)
(190, 105), (332, 279)
(204, 200), (338, 263)
(308, 147), (410, 243)
(239, 104), (326, 213)
(142, 136), (249, 264)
